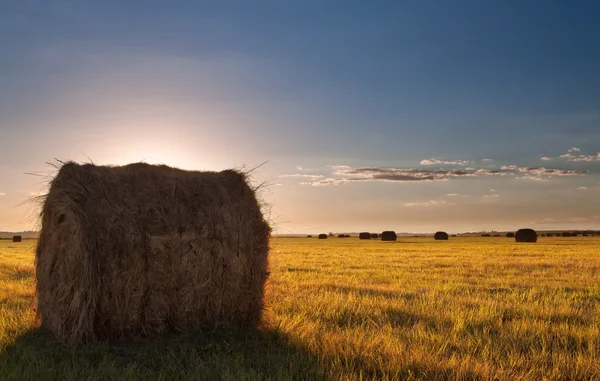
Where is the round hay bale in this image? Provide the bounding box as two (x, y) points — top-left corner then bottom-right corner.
(370, 233), (378, 239)
(380, 231), (397, 241)
(35, 162), (271, 344)
(337, 234), (345, 238)
(506, 232), (515, 238)
(358, 232), (371, 240)
(434, 231), (448, 240)
(318, 234), (327, 239)
(515, 228), (537, 243)
(307, 235), (312, 238)
(12, 235), (22, 243)
(562, 232), (570, 237)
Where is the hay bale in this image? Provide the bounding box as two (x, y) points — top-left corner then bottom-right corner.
(506, 232), (515, 238)
(562, 232), (570, 237)
(481, 234), (491, 237)
(570, 232), (578, 237)
(380, 231), (397, 241)
(370, 233), (378, 239)
(515, 228), (537, 243)
(359, 232), (371, 240)
(434, 231), (448, 240)
(307, 235), (312, 238)
(35, 162), (270, 344)
(318, 234), (327, 239)
(451, 234), (457, 237)
(12, 235), (22, 243)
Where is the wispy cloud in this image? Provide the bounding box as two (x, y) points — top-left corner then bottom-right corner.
(577, 186), (588, 190)
(404, 200), (456, 207)
(299, 164), (586, 186)
(552, 147), (600, 162)
(420, 159), (470, 166)
(0, 192), (5, 197)
(482, 158), (494, 162)
(533, 216), (599, 224)
(501, 165), (586, 180)
(279, 174), (325, 179)
(540, 156), (553, 161)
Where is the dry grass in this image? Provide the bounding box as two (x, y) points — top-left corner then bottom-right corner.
(2, 236), (600, 380)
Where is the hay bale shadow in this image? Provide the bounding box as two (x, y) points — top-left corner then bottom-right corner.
(0, 326), (325, 380)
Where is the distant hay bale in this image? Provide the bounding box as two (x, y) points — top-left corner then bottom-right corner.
(546, 234), (554, 237)
(370, 233), (378, 239)
(338, 234), (345, 238)
(541, 234), (546, 237)
(434, 231), (448, 240)
(12, 235), (22, 243)
(506, 232), (515, 238)
(481, 234), (491, 237)
(307, 235), (312, 238)
(451, 234), (457, 237)
(515, 228), (537, 243)
(380, 231), (397, 241)
(562, 232), (570, 237)
(570, 232), (578, 237)
(359, 232), (371, 240)
(582, 233), (588, 237)
(318, 234), (327, 239)
(35, 162), (270, 344)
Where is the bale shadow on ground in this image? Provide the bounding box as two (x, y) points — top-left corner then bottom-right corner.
(0, 325), (326, 381)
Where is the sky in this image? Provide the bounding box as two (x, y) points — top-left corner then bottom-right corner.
(1, 0), (599, 233)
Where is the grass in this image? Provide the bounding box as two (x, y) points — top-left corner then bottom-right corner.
(1, 237), (600, 380)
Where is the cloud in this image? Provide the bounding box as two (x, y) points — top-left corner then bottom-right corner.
(420, 159), (470, 166)
(570, 153), (600, 162)
(279, 174), (325, 179)
(489, 189), (497, 192)
(404, 200), (456, 207)
(274, 183), (283, 186)
(555, 147), (600, 162)
(502, 165), (587, 180)
(446, 193), (462, 196)
(483, 194), (499, 198)
(482, 158), (494, 162)
(534, 216), (599, 224)
(577, 186), (588, 190)
(540, 157), (553, 161)
(0, 192), (5, 196)
(298, 164), (586, 186)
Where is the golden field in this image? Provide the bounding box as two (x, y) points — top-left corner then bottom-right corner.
(1, 236), (600, 380)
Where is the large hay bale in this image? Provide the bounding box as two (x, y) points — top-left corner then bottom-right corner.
(358, 232), (371, 240)
(307, 235), (313, 238)
(434, 231), (448, 240)
(515, 228), (537, 243)
(318, 234), (327, 239)
(370, 233), (378, 239)
(35, 162), (270, 344)
(506, 232), (515, 238)
(380, 231), (397, 241)
(12, 235), (22, 243)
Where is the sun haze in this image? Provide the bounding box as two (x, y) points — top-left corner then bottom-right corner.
(1, 1), (599, 233)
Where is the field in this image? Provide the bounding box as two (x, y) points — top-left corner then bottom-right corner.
(1, 237), (600, 380)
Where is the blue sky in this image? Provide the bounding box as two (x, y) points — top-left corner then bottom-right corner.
(1, 1), (599, 233)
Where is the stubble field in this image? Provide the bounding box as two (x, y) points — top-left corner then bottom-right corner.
(1, 236), (599, 380)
